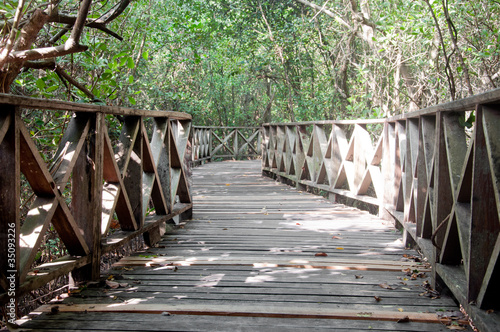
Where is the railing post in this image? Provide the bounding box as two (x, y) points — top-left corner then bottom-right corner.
(381, 121), (395, 221)
(209, 128), (213, 161)
(233, 129), (239, 159)
(73, 113), (103, 281)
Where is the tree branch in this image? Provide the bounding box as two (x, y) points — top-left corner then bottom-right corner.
(99, 0), (131, 24)
(54, 65), (97, 100)
(67, 0), (92, 46)
(423, 0), (456, 100)
(0, 0), (27, 67)
(50, 13), (123, 41)
(22, 59), (56, 69)
(6, 43), (88, 63)
(294, 0), (351, 29)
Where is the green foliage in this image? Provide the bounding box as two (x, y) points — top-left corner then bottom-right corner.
(11, 0), (500, 125)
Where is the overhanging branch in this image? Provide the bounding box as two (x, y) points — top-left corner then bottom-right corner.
(6, 43), (88, 64)
(294, 0), (351, 29)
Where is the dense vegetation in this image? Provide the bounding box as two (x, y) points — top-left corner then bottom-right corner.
(2, 0), (499, 125)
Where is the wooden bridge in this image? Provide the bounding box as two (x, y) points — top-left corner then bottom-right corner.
(1, 90), (500, 331)
(16, 160), (467, 331)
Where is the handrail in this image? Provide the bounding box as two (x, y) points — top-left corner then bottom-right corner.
(0, 94), (193, 304)
(261, 87), (500, 332)
(191, 126), (261, 163)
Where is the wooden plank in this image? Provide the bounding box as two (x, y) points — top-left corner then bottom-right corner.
(17, 312), (460, 332)
(18, 123), (55, 196)
(35, 303), (444, 324)
(0, 92), (191, 119)
(114, 257), (430, 272)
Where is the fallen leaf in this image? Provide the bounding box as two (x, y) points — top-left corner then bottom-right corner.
(222, 228), (228, 230)
(106, 280), (120, 289)
(397, 316), (410, 323)
(398, 308), (404, 312)
(486, 309), (495, 314)
(296, 223), (301, 225)
(119, 283), (129, 288)
(225, 184), (230, 186)
(355, 275), (364, 279)
(331, 236), (343, 239)
(374, 296), (382, 302)
(379, 283), (395, 290)
(446, 326), (466, 330)
(123, 267), (134, 271)
(315, 252), (328, 257)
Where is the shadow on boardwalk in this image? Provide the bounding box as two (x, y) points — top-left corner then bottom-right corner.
(19, 160), (465, 331)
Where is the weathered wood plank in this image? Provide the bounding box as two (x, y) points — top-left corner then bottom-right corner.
(19, 312), (458, 332)
(35, 303), (445, 324)
(0, 93), (191, 119)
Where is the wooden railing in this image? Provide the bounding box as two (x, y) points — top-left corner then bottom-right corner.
(191, 126), (261, 163)
(0, 94), (192, 303)
(262, 88), (500, 332)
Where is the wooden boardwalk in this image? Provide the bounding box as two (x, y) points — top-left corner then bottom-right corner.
(21, 160), (466, 331)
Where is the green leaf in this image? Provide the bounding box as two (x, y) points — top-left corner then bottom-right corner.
(127, 57), (135, 69)
(128, 96), (136, 105)
(112, 51), (128, 61)
(142, 50), (149, 60)
(36, 78), (46, 90)
(128, 75), (134, 84)
(46, 85), (59, 92)
(120, 57), (128, 67)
